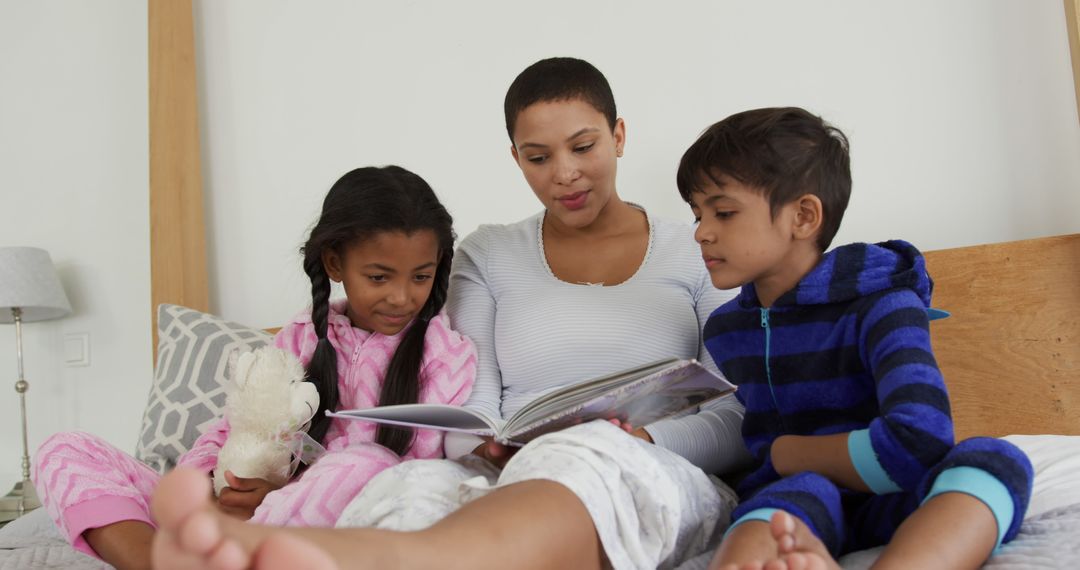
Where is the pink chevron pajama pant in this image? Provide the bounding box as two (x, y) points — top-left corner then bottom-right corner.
(33, 431), (401, 559)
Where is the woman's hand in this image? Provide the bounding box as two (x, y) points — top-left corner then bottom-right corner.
(608, 418), (653, 443)
(471, 438), (519, 469)
(216, 471), (282, 520)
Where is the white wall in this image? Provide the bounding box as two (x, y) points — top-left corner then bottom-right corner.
(0, 2), (150, 487)
(196, 0), (1080, 330)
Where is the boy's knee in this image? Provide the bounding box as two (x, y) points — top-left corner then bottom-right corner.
(923, 437), (1034, 545)
(936, 438), (1033, 497)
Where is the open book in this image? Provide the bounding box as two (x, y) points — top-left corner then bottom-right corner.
(326, 358), (737, 446)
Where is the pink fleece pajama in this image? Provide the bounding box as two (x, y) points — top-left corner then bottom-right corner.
(33, 300), (476, 559)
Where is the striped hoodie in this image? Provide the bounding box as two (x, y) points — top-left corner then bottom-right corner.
(704, 240), (953, 498)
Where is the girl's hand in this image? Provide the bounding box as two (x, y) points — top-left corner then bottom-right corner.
(608, 418), (654, 443)
(216, 470), (282, 520)
(471, 438), (518, 468)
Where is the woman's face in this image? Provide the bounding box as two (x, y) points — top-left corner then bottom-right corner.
(510, 99), (625, 230)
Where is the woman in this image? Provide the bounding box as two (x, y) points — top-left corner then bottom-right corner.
(151, 57), (750, 570)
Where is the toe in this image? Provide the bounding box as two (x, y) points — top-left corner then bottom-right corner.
(770, 511), (796, 539)
(783, 552), (807, 570)
(206, 539), (249, 570)
(764, 559), (789, 570)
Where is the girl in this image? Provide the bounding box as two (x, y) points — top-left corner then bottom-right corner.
(32, 165), (477, 569)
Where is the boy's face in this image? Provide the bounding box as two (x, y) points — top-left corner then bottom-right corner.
(510, 99), (625, 230)
(689, 175), (808, 296)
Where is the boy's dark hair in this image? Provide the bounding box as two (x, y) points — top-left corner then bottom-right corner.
(503, 57), (617, 143)
(301, 165), (455, 456)
(677, 107), (852, 251)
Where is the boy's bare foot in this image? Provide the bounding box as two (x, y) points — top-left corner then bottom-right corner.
(710, 511), (840, 570)
(150, 467), (338, 570)
(770, 511), (840, 570)
(708, 520), (777, 570)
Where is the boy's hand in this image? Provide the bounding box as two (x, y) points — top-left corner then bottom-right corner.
(471, 438), (518, 468)
(216, 470), (282, 520)
(770, 434), (869, 493)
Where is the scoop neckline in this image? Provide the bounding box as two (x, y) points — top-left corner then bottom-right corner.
(535, 203), (654, 288)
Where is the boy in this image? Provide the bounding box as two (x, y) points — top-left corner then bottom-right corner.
(678, 107), (1033, 569)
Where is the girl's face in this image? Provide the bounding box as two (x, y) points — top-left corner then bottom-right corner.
(323, 230), (440, 335)
(511, 98), (625, 230)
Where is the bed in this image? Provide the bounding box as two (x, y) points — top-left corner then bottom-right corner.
(2, 233), (1078, 569)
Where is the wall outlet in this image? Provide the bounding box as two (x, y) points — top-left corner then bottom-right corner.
(63, 333), (90, 367)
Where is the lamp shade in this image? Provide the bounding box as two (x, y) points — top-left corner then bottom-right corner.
(0, 247), (72, 323)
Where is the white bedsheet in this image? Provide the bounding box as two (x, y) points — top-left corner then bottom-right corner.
(837, 501), (1080, 570)
(3, 434), (1079, 570)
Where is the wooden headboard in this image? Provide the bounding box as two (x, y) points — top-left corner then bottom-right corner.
(924, 234), (1080, 439)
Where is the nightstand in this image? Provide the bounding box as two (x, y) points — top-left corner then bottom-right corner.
(0, 479), (41, 528)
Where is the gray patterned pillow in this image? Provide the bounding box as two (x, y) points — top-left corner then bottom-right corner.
(135, 304), (274, 473)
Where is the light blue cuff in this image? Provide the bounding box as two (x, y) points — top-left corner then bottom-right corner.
(724, 508), (780, 539)
(923, 466), (1015, 550)
(848, 429), (902, 494)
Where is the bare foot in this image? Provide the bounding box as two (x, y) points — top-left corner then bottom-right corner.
(708, 520), (776, 570)
(770, 511), (840, 570)
(151, 467), (248, 569)
(710, 511), (842, 570)
(150, 467), (338, 570)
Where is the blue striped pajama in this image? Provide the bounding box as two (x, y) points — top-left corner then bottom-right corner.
(705, 241), (1033, 556)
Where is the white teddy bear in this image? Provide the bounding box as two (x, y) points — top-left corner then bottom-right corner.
(212, 346), (321, 496)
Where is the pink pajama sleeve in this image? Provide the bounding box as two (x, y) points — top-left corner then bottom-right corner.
(33, 431), (161, 558)
(176, 417), (230, 473)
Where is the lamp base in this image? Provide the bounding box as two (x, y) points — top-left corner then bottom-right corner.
(0, 479), (41, 524)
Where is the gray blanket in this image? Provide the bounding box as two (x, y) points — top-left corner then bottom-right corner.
(0, 509), (107, 570)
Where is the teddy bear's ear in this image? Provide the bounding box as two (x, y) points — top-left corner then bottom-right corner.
(228, 349), (256, 389)
(226, 349), (242, 384)
(227, 349), (241, 376)
(291, 381), (321, 425)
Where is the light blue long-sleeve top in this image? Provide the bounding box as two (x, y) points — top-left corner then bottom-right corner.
(444, 208), (751, 474)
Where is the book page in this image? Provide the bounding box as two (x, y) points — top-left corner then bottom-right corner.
(505, 358), (682, 427)
(326, 404), (502, 436)
(503, 360), (735, 444)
